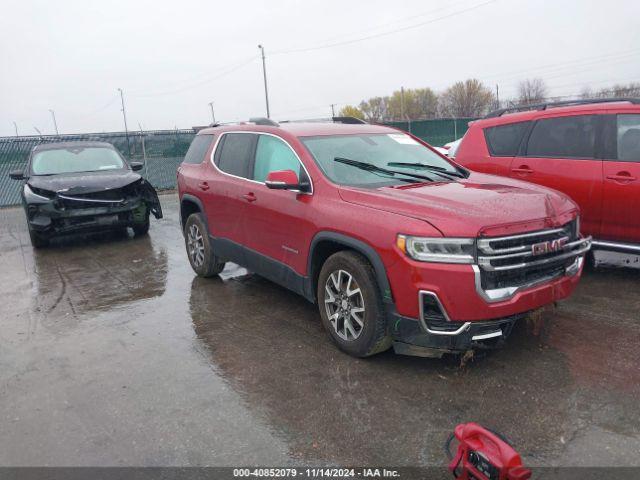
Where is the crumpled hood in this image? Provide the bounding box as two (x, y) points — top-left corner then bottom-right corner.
(28, 170), (142, 195)
(338, 172), (578, 237)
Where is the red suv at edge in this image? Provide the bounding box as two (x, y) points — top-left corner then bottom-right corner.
(177, 119), (591, 358)
(455, 99), (640, 255)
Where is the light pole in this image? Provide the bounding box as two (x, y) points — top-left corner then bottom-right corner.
(330, 104), (336, 117)
(258, 44), (270, 118)
(208, 101), (216, 123)
(13, 121), (18, 137)
(49, 109), (59, 135)
(117, 88), (131, 157)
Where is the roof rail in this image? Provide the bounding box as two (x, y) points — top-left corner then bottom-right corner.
(248, 117), (280, 126)
(332, 116), (367, 124)
(484, 97), (640, 118)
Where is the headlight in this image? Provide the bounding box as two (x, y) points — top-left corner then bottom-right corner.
(24, 184), (53, 203)
(397, 235), (475, 264)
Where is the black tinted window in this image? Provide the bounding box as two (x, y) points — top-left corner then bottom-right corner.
(217, 133), (255, 178)
(526, 115), (596, 159)
(183, 135), (214, 164)
(484, 121), (530, 156)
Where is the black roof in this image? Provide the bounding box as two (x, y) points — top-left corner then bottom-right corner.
(32, 141), (116, 151)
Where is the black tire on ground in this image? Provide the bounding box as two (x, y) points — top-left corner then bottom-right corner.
(28, 226), (49, 248)
(584, 250), (597, 271)
(317, 250), (392, 357)
(132, 214), (150, 236)
(184, 213), (226, 277)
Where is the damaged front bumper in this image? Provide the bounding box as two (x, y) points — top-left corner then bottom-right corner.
(24, 180), (163, 235)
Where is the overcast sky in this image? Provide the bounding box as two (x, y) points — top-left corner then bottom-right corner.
(1, 0), (639, 136)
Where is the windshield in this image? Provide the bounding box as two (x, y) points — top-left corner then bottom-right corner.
(31, 147), (126, 175)
(301, 133), (462, 187)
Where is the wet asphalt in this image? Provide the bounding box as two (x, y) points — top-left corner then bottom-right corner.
(1, 193), (639, 468)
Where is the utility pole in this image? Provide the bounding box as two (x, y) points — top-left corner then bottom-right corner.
(495, 84), (500, 110)
(330, 104), (336, 117)
(258, 45), (270, 118)
(139, 123), (148, 178)
(48, 109), (59, 135)
(208, 102), (216, 124)
(117, 88), (131, 157)
(13, 121), (18, 137)
(400, 86), (406, 121)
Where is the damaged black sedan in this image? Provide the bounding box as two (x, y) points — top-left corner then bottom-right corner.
(9, 141), (163, 247)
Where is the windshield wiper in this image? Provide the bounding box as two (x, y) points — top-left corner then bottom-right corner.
(334, 157), (434, 182)
(386, 162), (466, 179)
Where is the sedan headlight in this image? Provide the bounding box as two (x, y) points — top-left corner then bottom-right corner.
(397, 235), (475, 264)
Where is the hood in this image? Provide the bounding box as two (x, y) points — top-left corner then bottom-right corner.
(28, 170), (142, 195)
(338, 172), (578, 237)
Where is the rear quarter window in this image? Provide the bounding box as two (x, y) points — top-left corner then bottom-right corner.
(526, 115), (597, 159)
(183, 134), (214, 164)
(484, 121), (530, 156)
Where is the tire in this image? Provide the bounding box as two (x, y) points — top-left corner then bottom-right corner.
(132, 214), (150, 236)
(317, 250), (392, 357)
(184, 213), (226, 277)
(28, 226), (49, 248)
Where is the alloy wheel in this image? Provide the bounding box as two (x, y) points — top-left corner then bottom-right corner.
(187, 223), (205, 268)
(324, 269), (365, 341)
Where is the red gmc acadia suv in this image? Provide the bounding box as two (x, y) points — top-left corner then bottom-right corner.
(455, 98), (640, 257)
(177, 117), (591, 358)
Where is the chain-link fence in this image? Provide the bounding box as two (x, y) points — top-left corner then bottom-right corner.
(0, 119), (475, 207)
(384, 118), (476, 146)
(0, 130), (195, 207)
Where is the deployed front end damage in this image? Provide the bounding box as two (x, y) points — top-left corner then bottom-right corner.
(24, 178), (163, 237)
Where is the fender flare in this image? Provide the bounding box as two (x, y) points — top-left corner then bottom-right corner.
(180, 194), (209, 233)
(307, 231), (394, 305)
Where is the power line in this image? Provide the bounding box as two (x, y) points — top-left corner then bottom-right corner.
(129, 56), (258, 98)
(272, 0), (498, 55)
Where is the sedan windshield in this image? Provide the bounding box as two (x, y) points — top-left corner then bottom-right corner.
(301, 133), (464, 187)
(31, 147), (126, 175)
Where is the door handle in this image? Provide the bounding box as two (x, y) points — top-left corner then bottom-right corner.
(511, 166), (534, 174)
(242, 192), (257, 202)
(606, 172), (637, 182)
(197, 181), (210, 191)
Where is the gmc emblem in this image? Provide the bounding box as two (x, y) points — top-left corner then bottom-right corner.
(531, 236), (569, 256)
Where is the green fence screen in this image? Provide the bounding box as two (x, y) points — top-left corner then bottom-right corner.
(0, 119), (475, 207)
(384, 118), (476, 147)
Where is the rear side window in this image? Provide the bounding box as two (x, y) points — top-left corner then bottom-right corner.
(183, 135), (214, 164)
(253, 135), (301, 182)
(484, 121), (530, 156)
(526, 115), (597, 159)
(617, 114), (640, 162)
(216, 133), (256, 178)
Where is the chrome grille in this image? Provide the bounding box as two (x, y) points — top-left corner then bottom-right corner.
(477, 220), (591, 294)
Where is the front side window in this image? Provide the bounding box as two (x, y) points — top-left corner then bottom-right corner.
(301, 133), (462, 187)
(183, 134), (214, 164)
(216, 133), (256, 178)
(617, 114), (640, 161)
(526, 115), (597, 159)
(31, 147), (125, 175)
(484, 121), (530, 156)
(253, 135), (301, 182)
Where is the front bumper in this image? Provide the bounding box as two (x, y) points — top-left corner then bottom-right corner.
(386, 235), (590, 356)
(27, 199), (148, 235)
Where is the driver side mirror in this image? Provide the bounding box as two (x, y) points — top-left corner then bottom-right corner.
(265, 169), (308, 192)
(9, 170), (25, 180)
(130, 161), (144, 171)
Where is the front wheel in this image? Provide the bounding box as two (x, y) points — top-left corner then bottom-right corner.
(184, 213), (225, 277)
(132, 214), (150, 236)
(317, 251), (391, 357)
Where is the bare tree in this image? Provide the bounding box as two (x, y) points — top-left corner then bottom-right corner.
(595, 82), (640, 98)
(439, 79), (495, 117)
(359, 97), (388, 122)
(517, 78), (547, 105)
